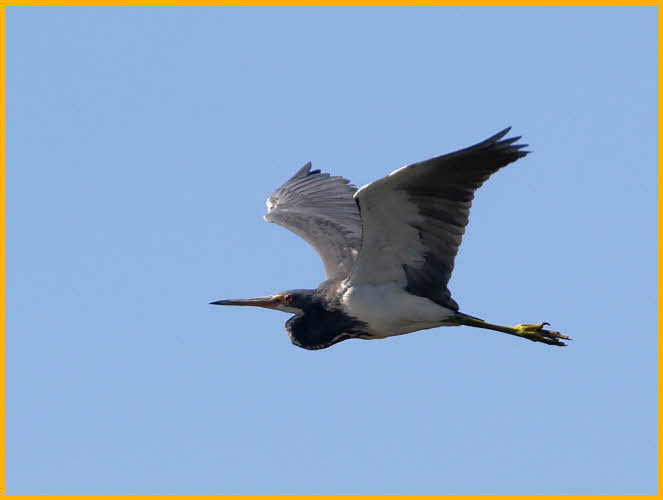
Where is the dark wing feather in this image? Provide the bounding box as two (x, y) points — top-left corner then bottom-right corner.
(349, 127), (529, 310)
(264, 163), (362, 279)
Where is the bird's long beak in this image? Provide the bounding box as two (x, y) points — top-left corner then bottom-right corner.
(210, 295), (281, 309)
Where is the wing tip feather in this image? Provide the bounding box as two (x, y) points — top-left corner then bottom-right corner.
(287, 162), (314, 182)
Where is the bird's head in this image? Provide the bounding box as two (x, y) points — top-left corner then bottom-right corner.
(210, 289), (314, 315)
(211, 288), (367, 350)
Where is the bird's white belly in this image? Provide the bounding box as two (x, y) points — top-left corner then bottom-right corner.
(340, 283), (455, 338)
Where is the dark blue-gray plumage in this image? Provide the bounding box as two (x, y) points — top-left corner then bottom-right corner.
(212, 128), (569, 350)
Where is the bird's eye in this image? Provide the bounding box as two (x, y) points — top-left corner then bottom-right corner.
(285, 294), (293, 302)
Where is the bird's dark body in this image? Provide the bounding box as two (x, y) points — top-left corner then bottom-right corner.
(286, 302), (368, 350)
(212, 128), (569, 348)
(280, 282), (368, 350)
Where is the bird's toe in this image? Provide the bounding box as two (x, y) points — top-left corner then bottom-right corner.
(514, 322), (570, 346)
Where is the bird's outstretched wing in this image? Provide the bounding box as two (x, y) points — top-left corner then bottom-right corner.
(264, 162), (362, 279)
(347, 128), (529, 310)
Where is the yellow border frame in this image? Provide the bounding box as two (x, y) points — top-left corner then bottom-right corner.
(1, 3), (658, 497)
(1, 1), (661, 5)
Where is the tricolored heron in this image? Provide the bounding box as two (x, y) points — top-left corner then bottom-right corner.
(211, 128), (568, 350)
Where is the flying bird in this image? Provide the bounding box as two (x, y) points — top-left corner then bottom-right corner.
(211, 128), (568, 350)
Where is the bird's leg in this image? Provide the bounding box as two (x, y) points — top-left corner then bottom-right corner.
(450, 315), (570, 346)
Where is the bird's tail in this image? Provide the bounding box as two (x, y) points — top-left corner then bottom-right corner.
(454, 311), (485, 322)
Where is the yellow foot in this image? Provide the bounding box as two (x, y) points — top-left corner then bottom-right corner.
(513, 322), (570, 346)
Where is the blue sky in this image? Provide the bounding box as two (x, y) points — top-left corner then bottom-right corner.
(6, 5), (657, 494)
